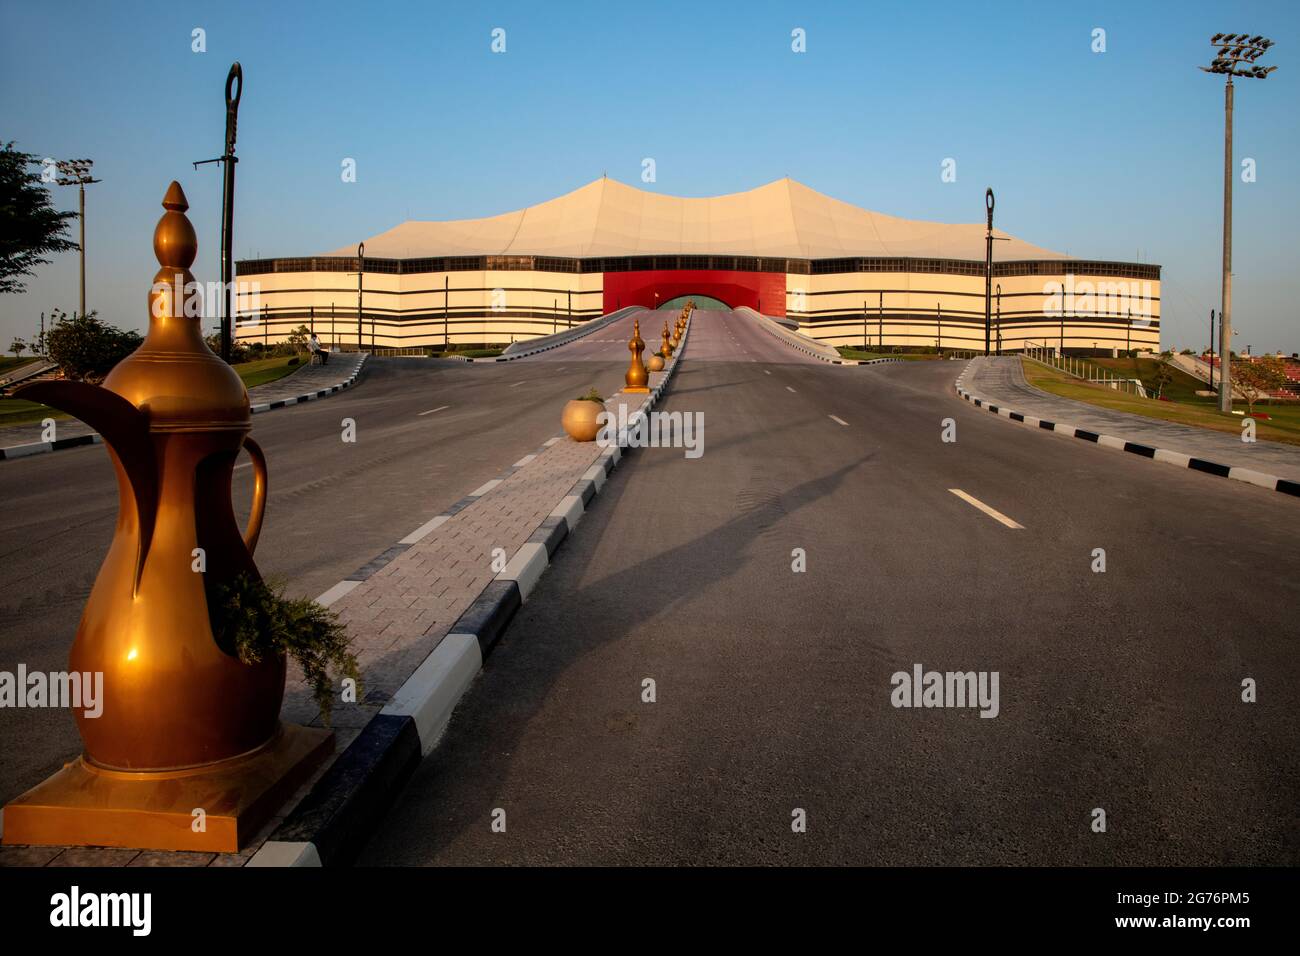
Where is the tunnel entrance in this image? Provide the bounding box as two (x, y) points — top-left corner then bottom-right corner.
(661, 295), (730, 310)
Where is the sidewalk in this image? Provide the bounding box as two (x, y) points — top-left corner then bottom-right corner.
(0, 352), (367, 458)
(959, 356), (1300, 486)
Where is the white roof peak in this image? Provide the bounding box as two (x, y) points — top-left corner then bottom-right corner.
(325, 178), (1066, 261)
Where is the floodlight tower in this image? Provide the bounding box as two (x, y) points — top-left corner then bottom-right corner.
(1200, 33), (1277, 412)
(54, 159), (101, 318)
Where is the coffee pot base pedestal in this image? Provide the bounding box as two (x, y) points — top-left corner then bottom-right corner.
(1, 722), (333, 853)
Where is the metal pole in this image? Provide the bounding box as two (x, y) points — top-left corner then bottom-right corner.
(1209, 309), (1216, 391)
(567, 289), (572, 330)
(1218, 76), (1234, 413)
(936, 302), (942, 352)
(444, 275), (449, 349)
(879, 291), (883, 349)
(863, 300), (867, 350)
(995, 284), (1001, 354)
(984, 188), (994, 354)
(78, 183), (86, 317)
(357, 242), (365, 352)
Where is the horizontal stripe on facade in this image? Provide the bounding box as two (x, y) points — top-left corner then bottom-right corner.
(236, 255), (1160, 281)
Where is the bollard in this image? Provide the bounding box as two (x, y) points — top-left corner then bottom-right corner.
(624, 317), (649, 393)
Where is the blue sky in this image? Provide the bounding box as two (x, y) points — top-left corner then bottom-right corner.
(2, 0), (1296, 351)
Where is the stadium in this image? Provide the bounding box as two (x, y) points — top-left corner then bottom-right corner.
(234, 177), (1160, 355)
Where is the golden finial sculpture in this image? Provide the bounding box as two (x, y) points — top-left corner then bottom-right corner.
(661, 320), (674, 358)
(4, 182), (332, 853)
(624, 317), (649, 392)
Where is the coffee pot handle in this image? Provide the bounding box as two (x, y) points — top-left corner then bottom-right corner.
(241, 436), (268, 555)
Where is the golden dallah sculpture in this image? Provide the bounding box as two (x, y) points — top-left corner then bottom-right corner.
(3, 183), (331, 852)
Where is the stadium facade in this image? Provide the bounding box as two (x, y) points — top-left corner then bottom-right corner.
(234, 178), (1160, 355)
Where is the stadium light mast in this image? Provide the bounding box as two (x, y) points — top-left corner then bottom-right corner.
(1200, 33), (1277, 413)
(54, 159), (101, 319)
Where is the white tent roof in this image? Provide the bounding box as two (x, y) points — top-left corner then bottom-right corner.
(325, 177), (1066, 261)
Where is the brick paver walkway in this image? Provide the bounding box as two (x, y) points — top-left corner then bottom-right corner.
(280, 380), (665, 733)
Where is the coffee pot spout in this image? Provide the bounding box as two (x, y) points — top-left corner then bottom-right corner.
(17, 380), (158, 590)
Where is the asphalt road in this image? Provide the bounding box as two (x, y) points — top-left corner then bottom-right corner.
(0, 308), (660, 804)
(360, 308), (1300, 866)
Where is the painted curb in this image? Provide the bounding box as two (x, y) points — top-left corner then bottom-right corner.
(0, 354), (370, 464)
(252, 318), (693, 866)
(954, 362), (1300, 499)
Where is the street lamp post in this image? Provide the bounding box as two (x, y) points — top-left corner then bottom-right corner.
(353, 242), (365, 351)
(54, 159), (101, 319)
(995, 284), (1002, 354)
(983, 188), (1010, 354)
(1209, 308), (1216, 391)
(192, 64), (243, 362)
(878, 291), (884, 350)
(1200, 33), (1277, 413)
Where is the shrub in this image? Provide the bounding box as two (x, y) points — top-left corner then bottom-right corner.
(44, 310), (142, 383)
(209, 573), (360, 723)
(577, 387), (604, 403)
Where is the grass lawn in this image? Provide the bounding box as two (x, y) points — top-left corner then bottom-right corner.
(836, 347), (942, 362)
(429, 348), (503, 359)
(0, 356), (305, 430)
(0, 398), (70, 428)
(0, 356), (40, 375)
(235, 355), (305, 389)
(1021, 358), (1300, 447)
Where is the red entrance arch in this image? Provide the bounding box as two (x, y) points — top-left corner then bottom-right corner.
(603, 269), (786, 317)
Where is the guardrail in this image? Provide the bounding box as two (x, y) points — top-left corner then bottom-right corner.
(1022, 343), (1146, 397)
(0, 359), (57, 394)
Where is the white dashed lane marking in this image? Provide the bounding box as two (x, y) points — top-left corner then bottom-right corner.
(785, 386), (797, 393)
(948, 489), (1024, 530)
(829, 415), (849, 426)
(418, 405), (450, 417)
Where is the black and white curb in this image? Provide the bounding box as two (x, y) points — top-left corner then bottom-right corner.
(736, 306), (902, 367)
(0, 356), (369, 464)
(248, 353), (369, 412)
(248, 320), (691, 866)
(954, 364), (1300, 499)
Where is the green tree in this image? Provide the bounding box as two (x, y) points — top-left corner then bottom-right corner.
(286, 324), (311, 353)
(44, 310), (142, 384)
(0, 143), (79, 295)
(1232, 357), (1288, 415)
(204, 330), (250, 364)
(9, 336), (26, 359)
(1150, 362), (1174, 400)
